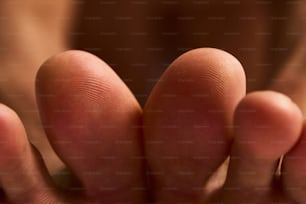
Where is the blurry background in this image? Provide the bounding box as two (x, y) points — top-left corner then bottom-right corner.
(72, 1), (304, 106)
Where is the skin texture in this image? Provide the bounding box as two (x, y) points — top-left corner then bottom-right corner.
(1, 0), (306, 203)
(36, 51), (146, 203)
(1, 0), (306, 175)
(143, 48), (246, 202)
(214, 91), (303, 203)
(0, 49), (304, 203)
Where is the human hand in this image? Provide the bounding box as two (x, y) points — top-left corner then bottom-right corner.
(0, 49), (305, 203)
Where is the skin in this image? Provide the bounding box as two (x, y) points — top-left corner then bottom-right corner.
(0, 49), (304, 203)
(1, 0), (306, 203)
(0, 0), (74, 173)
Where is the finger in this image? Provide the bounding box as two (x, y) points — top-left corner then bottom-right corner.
(283, 122), (306, 203)
(144, 48), (246, 203)
(0, 104), (66, 203)
(36, 50), (146, 203)
(222, 91), (303, 203)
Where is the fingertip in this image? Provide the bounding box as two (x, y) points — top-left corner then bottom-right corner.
(36, 50), (140, 111)
(234, 91), (303, 159)
(35, 50), (145, 202)
(146, 47), (246, 129)
(173, 48), (246, 109)
(0, 104), (28, 163)
(36, 50), (111, 89)
(168, 48), (246, 83)
(143, 48), (246, 202)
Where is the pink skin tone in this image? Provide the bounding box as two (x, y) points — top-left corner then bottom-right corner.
(0, 49), (304, 203)
(1, 0), (306, 203)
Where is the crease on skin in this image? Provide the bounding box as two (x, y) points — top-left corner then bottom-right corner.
(171, 49), (244, 102)
(170, 64), (225, 101)
(204, 157), (229, 196)
(36, 51), (145, 202)
(143, 48), (246, 203)
(69, 76), (112, 106)
(37, 53), (118, 112)
(41, 51), (138, 109)
(283, 122), (306, 203)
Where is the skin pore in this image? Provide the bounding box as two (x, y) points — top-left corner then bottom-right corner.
(0, 0), (306, 203)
